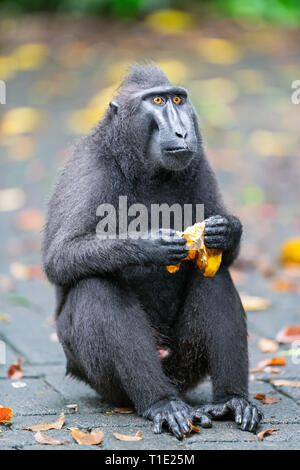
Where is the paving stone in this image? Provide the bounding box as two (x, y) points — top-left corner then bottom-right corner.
(0, 378), (66, 416)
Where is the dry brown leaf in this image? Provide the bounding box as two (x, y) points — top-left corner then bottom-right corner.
(7, 358), (24, 380)
(34, 431), (66, 446)
(276, 326), (300, 344)
(71, 428), (104, 445)
(271, 379), (300, 388)
(113, 407), (134, 414)
(257, 429), (278, 441)
(257, 357), (286, 369)
(113, 431), (142, 442)
(273, 279), (300, 293)
(0, 407), (13, 423)
(258, 338), (278, 353)
(240, 294), (271, 311)
(23, 412), (65, 431)
(187, 420), (200, 435)
(254, 394), (280, 404)
(263, 367), (281, 374)
(66, 404), (78, 413)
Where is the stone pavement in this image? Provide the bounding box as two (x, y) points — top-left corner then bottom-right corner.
(0, 16), (299, 450)
(0, 264), (299, 450)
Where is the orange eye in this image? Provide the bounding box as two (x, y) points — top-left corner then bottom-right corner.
(173, 96), (181, 104)
(153, 96), (163, 104)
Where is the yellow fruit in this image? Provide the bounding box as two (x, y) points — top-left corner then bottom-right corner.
(166, 222), (222, 277)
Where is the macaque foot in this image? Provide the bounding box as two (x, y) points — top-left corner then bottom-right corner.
(143, 398), (212, 440)
(201, 397), (263, 432)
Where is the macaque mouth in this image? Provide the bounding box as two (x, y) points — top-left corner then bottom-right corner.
(164, 147), (191, 155)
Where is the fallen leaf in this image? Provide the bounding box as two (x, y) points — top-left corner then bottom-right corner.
(0, 275), (14, 292)
(34, 431), (66, 446)
(257, 358), (286, 368)
(23, 413), (65, 431)
(188, 420), (200, 434)
(16, 209), (44, 231)
(0, 407), (13, 423)
(0, 188), (26, 211)
(7, 358), (24, 380)
(71, 428), (104, 445)
(240, 294), (271, 311)
(273, 279), (300, 293)
(280, 239), (300, 265)
(13, 43), (47, 70)
(113, 431), (142, 442)
(257, 429), (278, 441)
(66, 404), (78, 413)
(11, 381), (27, 388)
(276, 326), (300, 343)
(1, 108), (44, 135)
(271, 380), (300, 388)
(249, 367), (263, 373)
(263, 367), (281, 374)
(258, 338), (278, 353)
(254, 394), (280, 404)
(0, 312), (10, 323)
(50, 332), (59, 343)
(113, 407), (134, 414)
(10, 262), (44, 281)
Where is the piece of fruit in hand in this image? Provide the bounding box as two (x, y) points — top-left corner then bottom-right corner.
(166, 222), (222, 277)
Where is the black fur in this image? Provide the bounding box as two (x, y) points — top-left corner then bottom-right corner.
(42, 64), (262, 438)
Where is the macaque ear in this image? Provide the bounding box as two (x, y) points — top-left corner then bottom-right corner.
(109, 101), (119, 115)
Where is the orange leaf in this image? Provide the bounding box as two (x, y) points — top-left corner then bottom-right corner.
(71, 428), (104, 445)
(7, 358), (24, 380)
(254, 394), (279, 404)
(257, 429), (278, 441)
(257, 357), (286, 369)
(276, 326), (300, 344)
(0, 407), (13, 423)
(23, 412), (65, 431)
(273, 279), (299, 293)
(113, 431), (142, 442)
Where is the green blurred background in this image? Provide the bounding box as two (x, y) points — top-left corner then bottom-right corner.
(0, 0), (299, 26)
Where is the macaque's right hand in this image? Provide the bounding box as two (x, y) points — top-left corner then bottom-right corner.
(135, 228), (188, 267)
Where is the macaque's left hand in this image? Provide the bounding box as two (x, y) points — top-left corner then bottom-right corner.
(204, 215), (238, 251)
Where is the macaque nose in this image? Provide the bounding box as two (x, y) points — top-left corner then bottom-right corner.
(175, 130), (187, 139)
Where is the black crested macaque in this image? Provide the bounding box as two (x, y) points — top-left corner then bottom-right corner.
(43, 64), (262, 439)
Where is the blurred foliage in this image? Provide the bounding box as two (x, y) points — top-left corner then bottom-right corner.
(0, 0), (299, 26)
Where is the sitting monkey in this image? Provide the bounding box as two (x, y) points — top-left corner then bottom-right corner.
(43, 64), (262, 439)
